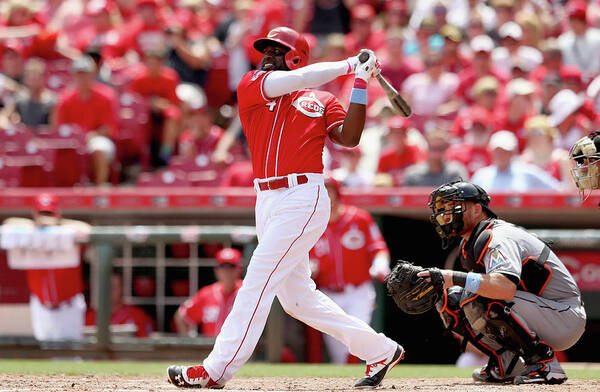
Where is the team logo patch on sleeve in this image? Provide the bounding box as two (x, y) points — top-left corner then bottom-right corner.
(487, 248), (507, 270)
(251, 70), (266, 81)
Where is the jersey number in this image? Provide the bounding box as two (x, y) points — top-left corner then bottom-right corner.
(266, 101), (276, 112)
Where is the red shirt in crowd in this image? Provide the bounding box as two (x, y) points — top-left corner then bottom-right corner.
(309, 206), (388, 291)
(178, 126), (224, 156)
(178, 280), (242, 337)
(494, 111), (533, 152)
(118, 18), (167, 56)
(56, 83), (118, 136)
(237, 70), (346, 178)
(86, 305), (155, 338)
(377, 144), (426, 185)
(446, 143), (492, 177)
(129, 64), (180, 118)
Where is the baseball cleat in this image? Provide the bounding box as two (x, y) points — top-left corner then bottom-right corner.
(513, 357), (567, 385)
(354, 345), (404, 389)
(167, 365), (224, 389)
(472, 352), (525, 383)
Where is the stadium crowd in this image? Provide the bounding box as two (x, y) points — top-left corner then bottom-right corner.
(0, 0), (599, 190)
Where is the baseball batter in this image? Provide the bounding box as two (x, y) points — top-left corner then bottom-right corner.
(168, 26), (402, 389)
(420, 180), (586, 385)
(310, 177), (391, 364)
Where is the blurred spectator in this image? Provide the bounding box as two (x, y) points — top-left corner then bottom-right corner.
(176, 83), (223, 160)
(447, 106), (493, 177)
(318, 34), (351, 98)
(86, 272), (155, 338)
(439, 24), (470, 73)
(300, 0), (349, 39)
(451, 76), (500, 139)
(490, 0), (517, 32)
(530, 39), (563, 84)
(558, 1), (600, 80)
(376, 116), (426, 186)
(495, 78), (536, 150)
(344, 4), (385, 56)
(401, 52), (459, 121)
(2, 193), (90, 341)
(165, 24), (211, 87)
(331, 146), (372, 188)
(539, 74), (562, 115)
(492, 21), (542, 75)
(403, 129), (468, 187)
(118, 0), (167, 57)
(560, 66), (597, 124)
(379, 28), (422, 90)
(516, 11), (543, 49)
(519, 115), (573, 188)
(129, 48), (181, 166)
(12, 58), (56, 129)
(309, 178), (390, 363)
(0, 40), (24, 84)
(457, 35), (508, 104)
(174, 248), (243, 337)
(548, 89), (586, 150)
(53, 55), (117, 185)
(75, 0), (122, 60)
(382, 1), (409, 30)
(471, 130), (562, 191)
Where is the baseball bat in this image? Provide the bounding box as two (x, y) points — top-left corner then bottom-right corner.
(358, 52), (411, 117)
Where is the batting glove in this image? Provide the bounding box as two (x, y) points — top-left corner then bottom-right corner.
(355, 49), (377, 83)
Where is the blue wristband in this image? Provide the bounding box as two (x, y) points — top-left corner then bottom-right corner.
(350, 88), (367, 105)
(465, 272), (481, 294)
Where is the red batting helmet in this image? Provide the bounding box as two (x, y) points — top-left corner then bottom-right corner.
(253, 27), (309, 70)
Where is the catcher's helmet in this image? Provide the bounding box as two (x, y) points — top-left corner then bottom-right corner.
(570, 131), (600, 200)
(428, 181), (497, 240)
(253, 27), (309, 70)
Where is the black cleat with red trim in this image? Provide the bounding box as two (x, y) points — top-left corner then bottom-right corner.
(354, 345), (404, 389)
(167, 365), (225, 389)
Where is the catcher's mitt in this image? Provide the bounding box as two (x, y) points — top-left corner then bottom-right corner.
(386, 260), (444, 314)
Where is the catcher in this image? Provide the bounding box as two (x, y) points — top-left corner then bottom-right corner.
(387, 180), (586, 384)
(570, 130), (600, 200)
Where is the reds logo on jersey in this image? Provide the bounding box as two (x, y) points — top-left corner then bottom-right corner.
(293, 92), (325, 118)
(341, 224), (366, 250)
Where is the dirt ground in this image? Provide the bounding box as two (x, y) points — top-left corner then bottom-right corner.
(1, 376), (599, 392)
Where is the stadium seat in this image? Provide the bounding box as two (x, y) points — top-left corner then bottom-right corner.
(136, 169), (191, 186)
(36, 124), (89, 186)
(0, 127), (34, 155)
(116, 92), (151, 173)
(168, 155), (222, 186)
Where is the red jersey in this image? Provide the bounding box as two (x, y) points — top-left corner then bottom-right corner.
(129, 65), (180, 103)
(309, 206), (388, 290)
(237, 70), (347, 179)
(56, 83), (118, 136)
(446, 143), (492, 177)
(178, 280), (242, 337)
(26, 266), (83, 307)
(86, 305), (155, 338)
(377, 144), (425, 186)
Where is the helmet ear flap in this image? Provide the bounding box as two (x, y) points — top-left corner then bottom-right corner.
(284, 49), (302, 69)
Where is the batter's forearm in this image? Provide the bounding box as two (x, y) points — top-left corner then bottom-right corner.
(263, 60), (351, 98)
(330, 103), (366, 147)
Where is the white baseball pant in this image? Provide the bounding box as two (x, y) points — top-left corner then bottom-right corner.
(30, 293), (86, 341)
(203, 174), (397, 383)
(322, 281), (376, 364)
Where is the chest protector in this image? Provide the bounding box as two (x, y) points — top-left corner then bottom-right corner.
(459, 219), (552, 296)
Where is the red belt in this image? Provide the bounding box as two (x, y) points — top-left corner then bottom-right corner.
(258, 174), (308, 191)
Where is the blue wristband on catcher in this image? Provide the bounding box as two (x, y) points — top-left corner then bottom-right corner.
(350, 88), (367, 105)
(465, 272), (481, 294)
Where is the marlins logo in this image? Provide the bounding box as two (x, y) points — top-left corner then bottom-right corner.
(293, 92), (325, 118)
(487, 248), (507, 270)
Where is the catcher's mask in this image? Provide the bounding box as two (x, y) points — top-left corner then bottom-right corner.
(428, 181), (497, 243)
(570, 131), (600, 201)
